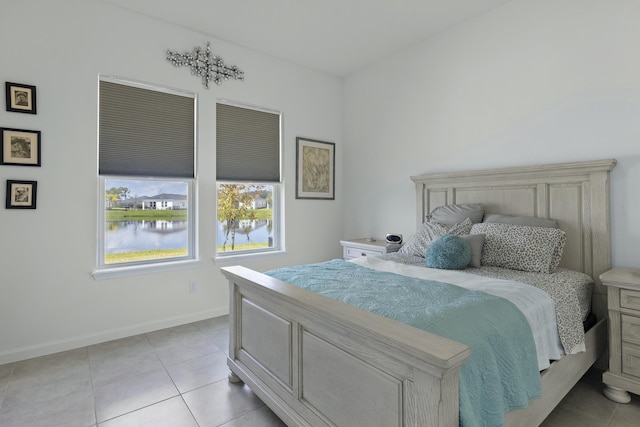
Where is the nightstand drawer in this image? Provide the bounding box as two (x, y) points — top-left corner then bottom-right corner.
(340, 238), (391, 260)
(622, 315), (640, 346)
(621, 289), (640, 311)
(602, 267), (640, 401)
(343, 246), (384, 259)
(622, 342), (640, 378)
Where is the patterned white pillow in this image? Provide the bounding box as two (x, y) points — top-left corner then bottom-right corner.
(399, 218), (473, 258)
(470, 222), (567, 273)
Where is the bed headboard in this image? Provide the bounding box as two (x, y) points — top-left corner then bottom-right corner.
(411, 159), (617, 321)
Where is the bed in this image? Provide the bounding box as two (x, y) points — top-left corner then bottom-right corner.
(221, 158), (616, 427)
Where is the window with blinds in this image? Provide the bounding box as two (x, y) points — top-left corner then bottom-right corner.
(96, 77), (197, 273)
(216, 102), (282, 256)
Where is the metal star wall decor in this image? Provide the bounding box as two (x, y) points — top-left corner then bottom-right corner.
(166, 42), (244, 88)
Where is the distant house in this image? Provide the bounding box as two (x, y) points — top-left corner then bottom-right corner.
(238, 196), (268, 210)
(142, 194), (188, 210)
(118, 193), (187, 210)
(252, 197), (267, 209)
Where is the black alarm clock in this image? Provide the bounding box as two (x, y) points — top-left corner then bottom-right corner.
(385, 234), (403, 244)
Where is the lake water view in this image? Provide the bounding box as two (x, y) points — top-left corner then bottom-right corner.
(105, 219), (272, 253)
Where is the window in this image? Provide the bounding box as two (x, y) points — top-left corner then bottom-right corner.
(101, 177), (192, 264)
(216, 102), (282, 256)
(96, 77), (197, 273)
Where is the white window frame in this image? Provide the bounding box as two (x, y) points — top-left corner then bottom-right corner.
(214, 181), (284, 263)
(214, 101), (285, 263)
(93, 176), (198, 280)
(93, 77), (199, 279)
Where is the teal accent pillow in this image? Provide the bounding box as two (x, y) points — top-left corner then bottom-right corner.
(425, 234), (472, 270)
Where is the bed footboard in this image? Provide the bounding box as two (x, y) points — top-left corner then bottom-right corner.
(221, 265), (471, 427)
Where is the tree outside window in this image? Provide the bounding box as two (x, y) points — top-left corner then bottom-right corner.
(217, 183), (275, 252)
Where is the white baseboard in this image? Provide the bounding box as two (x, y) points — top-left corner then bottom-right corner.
(0, 308), (228, 365)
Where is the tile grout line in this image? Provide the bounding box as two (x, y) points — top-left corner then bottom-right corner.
(147, 329), (204, 426)
(85, 345), (99, 427)
(96, 396), (180, 426)
(604, 403), (618, 427)
(148, 321), (233, 427)
(90, 333), (178, 426)
(179, 393), (202, 427)
(0, 363), (15, 412)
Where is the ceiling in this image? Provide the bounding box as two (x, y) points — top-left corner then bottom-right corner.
(102, 0), (513, 77)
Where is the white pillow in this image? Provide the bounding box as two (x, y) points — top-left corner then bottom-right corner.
(399, 218), (473, 258)
(461, 234), (485, 268)
(427, 204), (484, 225)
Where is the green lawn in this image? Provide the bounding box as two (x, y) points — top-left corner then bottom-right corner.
(106, 209), (187, 221)
(106, 243), (270, 263)
(105, 249), (187, 263)
(216, 242), (270, 252)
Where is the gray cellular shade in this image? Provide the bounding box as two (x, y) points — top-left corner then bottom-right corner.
(99, 80), (195, 178)
(216, 103), (280, 182)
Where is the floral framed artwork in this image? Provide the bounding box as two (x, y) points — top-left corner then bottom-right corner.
(295, 137), (335, 200)
(1, 127), (41, 166)
(6, 180), (37, 209)
(5, 82), (37, 114)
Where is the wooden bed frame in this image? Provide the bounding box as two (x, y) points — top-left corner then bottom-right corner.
(221, 159), (616, 427)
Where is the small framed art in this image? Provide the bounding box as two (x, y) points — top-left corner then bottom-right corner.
(6, 180), (37, 209)
(1, 127), (41, 166)
(295, 137), (335, 200)
(5, 82), (37, 114)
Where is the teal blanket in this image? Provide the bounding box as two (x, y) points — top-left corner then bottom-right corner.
(266, 259), (541, 427)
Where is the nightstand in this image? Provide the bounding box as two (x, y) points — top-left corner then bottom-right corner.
(340, 238), (400, 260)
(602, 267), (640, 403)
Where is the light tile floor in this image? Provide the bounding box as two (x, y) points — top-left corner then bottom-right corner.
(0, 315), (638, 426)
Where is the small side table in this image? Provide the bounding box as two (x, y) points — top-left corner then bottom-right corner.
(601, 267), (640, 403)
(340, 238), (400, 260)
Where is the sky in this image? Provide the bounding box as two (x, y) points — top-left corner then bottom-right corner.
(105, 178), (188, 197)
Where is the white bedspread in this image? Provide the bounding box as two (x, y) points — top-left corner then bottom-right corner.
(350, 256), (564, 370)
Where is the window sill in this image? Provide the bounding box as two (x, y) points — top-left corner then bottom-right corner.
(214, 250), (288, 266)
(92, 259), (201, 280)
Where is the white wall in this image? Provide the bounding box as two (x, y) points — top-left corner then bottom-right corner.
(4, 0), (638, 365)
(343, 0), (640, 270)
(0, 0), (343, 363)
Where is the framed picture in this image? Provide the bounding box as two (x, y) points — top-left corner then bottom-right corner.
(5, 82), (37, 114)
(295, 137), (335, 200)
(6, 180), (37, 209)
(1, 127), (41, 166)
